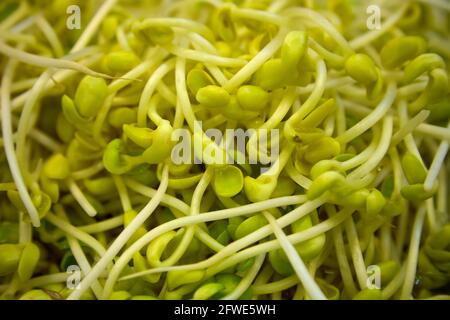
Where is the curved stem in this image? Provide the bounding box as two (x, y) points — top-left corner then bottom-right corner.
(67, 166), (170, 300)
(1, 56), (40, 227)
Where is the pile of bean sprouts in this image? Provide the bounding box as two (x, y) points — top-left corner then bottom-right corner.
(0, 0), (449, 300)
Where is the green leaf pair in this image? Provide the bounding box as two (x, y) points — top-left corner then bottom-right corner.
(345, 53), (383, 99)
(418, 224), (450, 289)
(7, 190), (51, 219)
(103, 120), (175, 174)
(192, 273), (252, 299)
(253, 31), (309, 90)
(297, 136), (341, 164)
(243, 175), (277, 202)
(0, 242), (40, 282)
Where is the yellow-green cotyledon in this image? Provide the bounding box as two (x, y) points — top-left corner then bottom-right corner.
(0, 0), (449, 301)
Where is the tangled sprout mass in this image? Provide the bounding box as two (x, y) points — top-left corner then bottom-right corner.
(0, 0), (450, 300)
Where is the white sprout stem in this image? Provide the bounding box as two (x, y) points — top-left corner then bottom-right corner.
(116, 26), (132, 51)
(261, 143), (294, 178)
(137, 59), (175, 126)
(365, 44), (383, 66)
(426, 31), (450, 59)
(0, 30), (36, 47)
(188, 33), (228, 86)
(10, 16), (35, 34)
(67, 236), (104, 299)
(263, 212), (327, 300)
(29, 127), (63, 152)
(147, 95), (164, 125)
(347, 173), (377, 193)
(156, 82), (177, 106)
(397, 100), (424, 163)
(92, 94), (114, 146)
(342, 99), (450, 142)
(125, 179), (191, 214)
(0, 2), (29, 32)
(389, 147), (403, 196)
(78, 215), (124, 234)
(349, 4), (408, 50)
(112, 175), (132, 212)
(70, 0), (118, 52)
(120, 207), (353, 282)
(1, 57), (40, 227)
(253, 275), (298, 295)
(34, 14), (64, 57)
(348, 115), (393, 180)
(19, 273), (69, 291)
(268, 0), (290, 13)
(45, 212), (106, 256)
(232, 6), (285, 25)
(331, 225), (358, 297)
(416, 123), (450, 142)
(108, 60), (153, 93)
(175, 57), (196, 130)
(437, 169), (448, 224)
(139, 17), (214, 41)
(391, 110), (430, 147)
(246, 87), (296, 163)
(10, 49), (103, 111)
(309, 38), (345, 65)
(71, 162), (104, 180)
(8, 77), (39, 93)
(0, 41), (111, 78)
(337, 82), (396, 144)
(166, 45), (247, 67)
(202, 114), (227, 129)
(67, 179), (97, 217)
(297, 77), (355, 95)
(426, 198), (438, 234)
(127, 179), (306, 218)
(398, 81), (427, 97)
(195, 227), (225, 253)
(291, 56), (327, 121)
(174, 55), (225, 161)
(424, 122), (450, 191)
(373, 164), (392, 187)
(344, 218), (368, 289)
(400, 206), (426, 300)
(424, 141), (449, 190)
(340, 127), (380, 171)
(286, 160), (312, 189)
(67, 166), (169, 300)
(286, 8), (352, 54)
(153, 168), (212, 272)
(254, 263), (276, 286)
(256, 88), (294, 129)
(16, 71), (51, 166)
(8, 62), (100, 111)
(324, 114), (335, 136)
